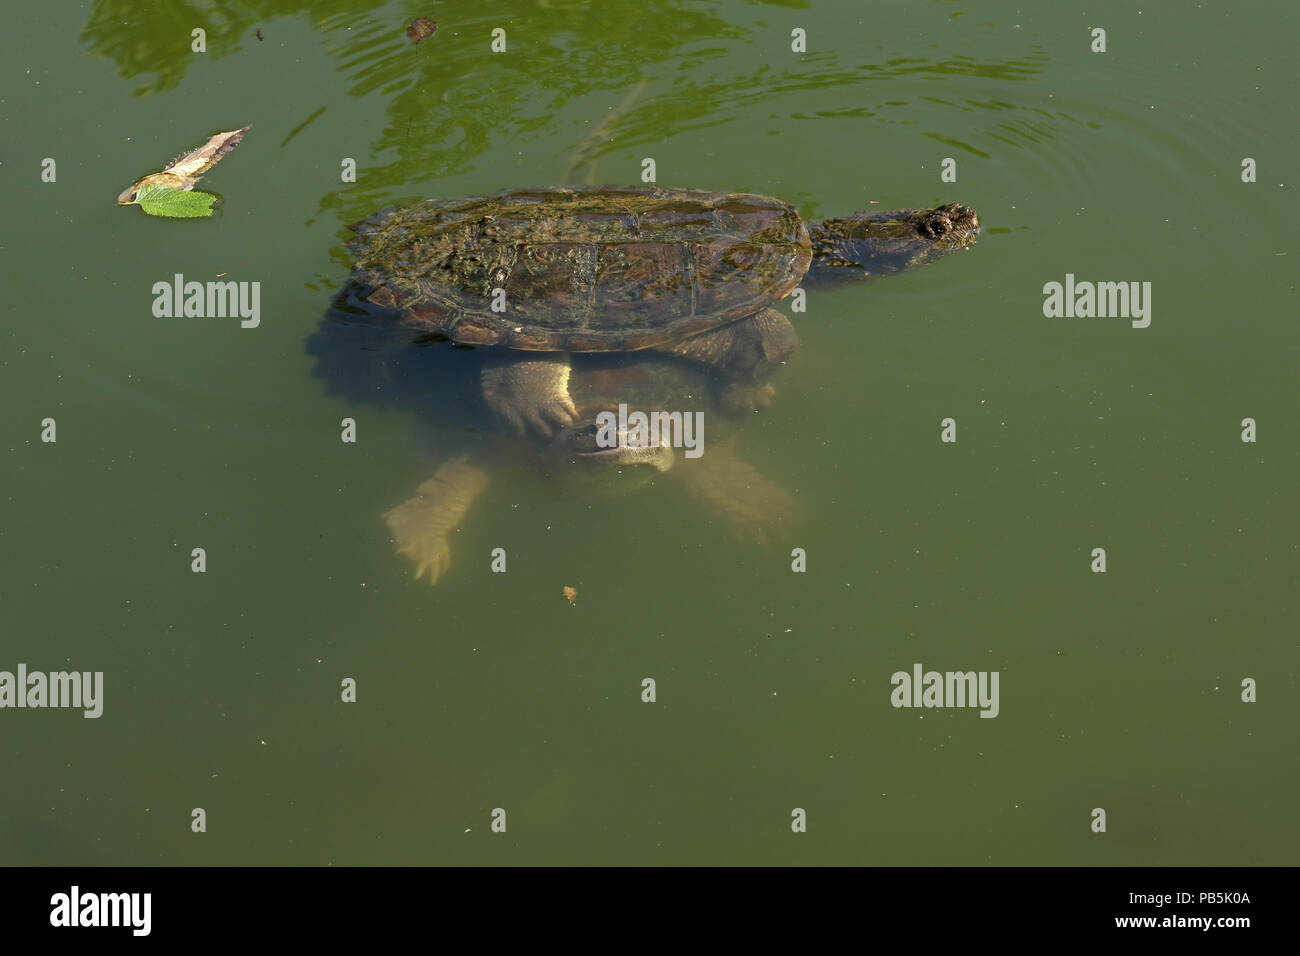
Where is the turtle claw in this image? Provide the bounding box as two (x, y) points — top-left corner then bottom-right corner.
(384, 504), (454, 584)
(406, 538), (453, 584)
(487, 392), (577, 437)
(382, 456), (489, 585)
(482, 356), (577, 437)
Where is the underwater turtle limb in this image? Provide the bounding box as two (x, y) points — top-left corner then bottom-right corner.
(660, 307), (797, 377)
(661, 307), (794, 413)
(481, 354), (579, 437)
(670, 441), (801, 545)
(659, 307), (795, 412)
(383, 455), (490, 584)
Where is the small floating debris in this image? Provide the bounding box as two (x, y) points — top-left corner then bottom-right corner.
(406, 18), (437, 44)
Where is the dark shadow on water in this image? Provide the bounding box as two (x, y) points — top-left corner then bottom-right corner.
(305, 285), (489, 450)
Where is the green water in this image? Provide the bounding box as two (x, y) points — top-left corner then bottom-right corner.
(2, 0), (1296, 865)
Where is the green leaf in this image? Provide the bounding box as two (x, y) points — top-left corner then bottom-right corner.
(133, 183), (219, 218)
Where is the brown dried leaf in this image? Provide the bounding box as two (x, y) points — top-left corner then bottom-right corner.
(165, 126), (250, 179)
(117, 126), (251, 204)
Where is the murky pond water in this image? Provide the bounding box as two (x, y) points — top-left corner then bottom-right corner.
(2, 0), (1296, 864)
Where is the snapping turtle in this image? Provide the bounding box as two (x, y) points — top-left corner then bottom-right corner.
(344, 187), (979, 436)
(380, 349), (800, 583)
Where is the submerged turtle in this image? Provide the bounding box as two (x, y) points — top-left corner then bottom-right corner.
(344, 186), (979, 436)
(380, 350), (800, 583)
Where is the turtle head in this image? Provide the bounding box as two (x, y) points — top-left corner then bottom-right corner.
(806, 203), (979, 281)
(547, 419), (676, 492)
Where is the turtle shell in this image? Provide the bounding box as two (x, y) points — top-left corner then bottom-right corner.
(345, 186), (811, 352)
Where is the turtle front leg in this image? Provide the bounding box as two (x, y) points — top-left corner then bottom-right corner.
(658, 307), (796, 413)
(383, 455), (489, 584)
(481, 354), (579, 437)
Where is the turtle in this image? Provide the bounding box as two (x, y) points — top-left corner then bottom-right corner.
(378, 348), (801, 584)
(343, 186), (979, 438)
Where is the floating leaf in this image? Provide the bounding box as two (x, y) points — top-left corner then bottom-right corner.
(562, 586), (577, 604)
(117, 126), (251, 205)
(406, 18), (437, 44)
(132, 183), (219, 218)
